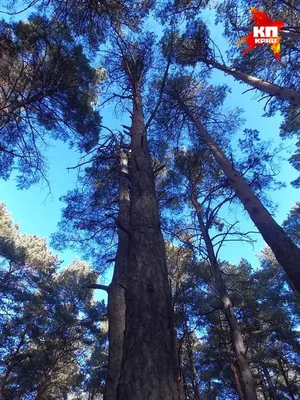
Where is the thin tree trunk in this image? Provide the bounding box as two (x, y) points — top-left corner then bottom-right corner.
(36, 349), (61, 400)
(117, 88), (181, 400)
(219, 313), (245, 400)
(37, 382), (48, 400)
(37, 371), (52, 400)
(184, 109), (300, 293)
(184, 325), (201, 400)
(104, 149), (130, 400)
(191, 193), (257, 400)
(222, 303), (257, 400)
(206, 60), (300, 105)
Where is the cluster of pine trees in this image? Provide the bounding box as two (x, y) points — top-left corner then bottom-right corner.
(0, 0), (299, 399)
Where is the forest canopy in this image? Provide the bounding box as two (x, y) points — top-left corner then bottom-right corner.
(0, 0), (299, 399)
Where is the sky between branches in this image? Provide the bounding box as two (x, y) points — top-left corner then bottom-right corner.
(0, 6), (297, 286)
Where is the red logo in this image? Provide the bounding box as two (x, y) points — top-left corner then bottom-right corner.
(237, 7), (285, 60)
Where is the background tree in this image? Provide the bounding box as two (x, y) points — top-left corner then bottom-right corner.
(163, 2), (300, 186)
(51, 133), (131, 400)
(283, 202), (300, 245)
(0, 203), (107, 399)
(155, 72), (300, 292)
(0, 1), (299, 398)
(167, 240), (300, 399)
(0, 15), (103, 187)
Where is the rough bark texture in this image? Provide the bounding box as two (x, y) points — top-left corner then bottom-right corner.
(117, 89), (181, 400)
(191, 194), (257, 400)
(185, 109), (300, 293)
(228, 349), (245, 400)
(104, 150), (130, 400)
(208, 60), (300, 106)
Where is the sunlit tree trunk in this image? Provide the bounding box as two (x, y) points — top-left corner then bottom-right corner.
(117, 86), (181, 400)
(183, 107), (300, 293)
(206, 60), (300, 105)
(219, 313), (245, 400)
(229, 358), (245, 400)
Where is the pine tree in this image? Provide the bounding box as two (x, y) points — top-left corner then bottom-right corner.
(0, 15), (103, 187)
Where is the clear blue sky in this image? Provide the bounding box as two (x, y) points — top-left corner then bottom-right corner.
(0, 7), (298, 285)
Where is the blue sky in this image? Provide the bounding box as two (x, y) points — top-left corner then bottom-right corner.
(0, 6), (298, 288)
(1, 72), (297, 273)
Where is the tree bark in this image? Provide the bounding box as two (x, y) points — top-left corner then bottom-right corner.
(219, 313), (245, 400)
(191, 193), (257, 400)
(117, 88), (181, 400)
(229, 355), (245, 400)
(184, 324), (201, 400)
(37, 381), (48, 400)
(104, 150), (130, 400)
(206, 60), (300, 106)
(184, 109), (300, 293)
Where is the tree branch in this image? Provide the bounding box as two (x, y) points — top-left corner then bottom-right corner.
(145, 45), (172, 130)
(88, 284), (110, 292)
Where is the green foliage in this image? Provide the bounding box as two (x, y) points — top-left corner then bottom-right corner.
(165, 21), (212, 66)
(215, 0), (300, 184)
(0, 203), (107, 399)
(0, 15), (103, 187)
(50, 142), (126, 269)
(0, 1), (299, 399)
(283, 202), (300, 246)
(168, 241), (300, 398)
(6, 0), (155, 52)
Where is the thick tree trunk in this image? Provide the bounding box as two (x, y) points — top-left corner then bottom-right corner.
(207, 60), (300, 106)
(104, 150), (130, 400)
(228, 354), (245, 400)
(185, 109), (300, 293)
(191, 194), (257, 400)
(117, 89), (181, 400)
